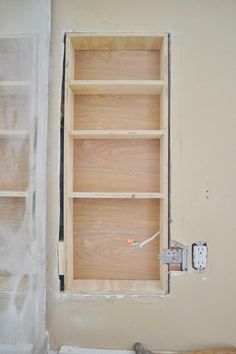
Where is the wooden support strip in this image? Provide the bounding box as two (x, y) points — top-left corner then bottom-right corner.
(70, 130), (164, 139)
(0, 191), (28, 197)
(69, 33), (164, 50)
(0, 130), (29, 137)
(70, 192), (164, 199)
(69, 80), (164, 95)
(59, 241), (65, 276)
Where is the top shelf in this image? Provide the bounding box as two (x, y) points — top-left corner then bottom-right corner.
(69, 80), (164, 95)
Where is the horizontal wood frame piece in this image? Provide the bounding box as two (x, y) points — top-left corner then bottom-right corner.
(70, 80), (164, 95)
(70, 130), (164, 139)
(71, 192), (164, 199)
(0, 130), (29, 137)
(0, 191), (28, 197)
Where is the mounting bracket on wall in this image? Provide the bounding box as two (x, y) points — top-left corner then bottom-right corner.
(160, 241), (189, 272)
(160, 240), (208, 272)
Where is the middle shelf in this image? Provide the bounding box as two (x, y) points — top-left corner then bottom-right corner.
(70, 192), (164, 199)
(69, 130), (164, 139)
(69, 80), (164, 95)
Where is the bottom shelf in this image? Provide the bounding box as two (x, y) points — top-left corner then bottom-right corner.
(72, 199), (160, 283)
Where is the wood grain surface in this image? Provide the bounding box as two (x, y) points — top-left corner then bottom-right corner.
(73, 139), (160, 192)
(73, 199), (160, 280)
(75, 50), (160, 80)
(0, 138), (29, 191)
(74, 94), (160, 130)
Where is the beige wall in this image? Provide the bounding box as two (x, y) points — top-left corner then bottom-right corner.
(47, 0), (236, 351)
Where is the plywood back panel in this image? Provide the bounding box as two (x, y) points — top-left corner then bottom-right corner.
(75, 50), (160, 80)
(73, 199), (160, 280)
(0, 197), (26, 234)
(0, 93), (30, 130)
(74, 95), (160, 130)
(0, 138), (29, 190)
(71, 35), (164, 50)
(73, 139), (160, 192)
(0, 37), (33, 81)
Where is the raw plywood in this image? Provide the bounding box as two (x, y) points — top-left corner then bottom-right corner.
(74, 95), (160, 130)
(0, 138), (29, 191)
(75, 50), (160, 80)
(0, 93), (30, 130)
(73, 139), (160, 192)
(0, 197), (26, 234)
(0, 37), (33, 81)
(70, 35), (164, 50)
(73, 199), (160, 280)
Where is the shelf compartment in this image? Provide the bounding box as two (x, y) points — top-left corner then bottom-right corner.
(0, 138), (29, 191)
(69, 80), (164, 95)
(0, 197), (26, 235)
(73, 94), (161, 130)
(73, 198), (160, 280)
(74, 50), (161, 80)
(70, 130), (164, 139)
(0, 36), (34, 81)
(73, 139), (160, 193)
(0, 85), (30, 130)
(71, 192), (164, 199)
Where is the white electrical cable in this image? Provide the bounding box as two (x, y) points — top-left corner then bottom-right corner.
(131, 230), (161, 249)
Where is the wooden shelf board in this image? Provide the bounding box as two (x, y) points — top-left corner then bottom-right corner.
(0, 81), (31, 95)
(69, 279), (164, 295)
(69, 80), (164, 95)
(70, 130), (164, 139)
(69, 33), (165, 50)
(0, 81), (31, 86)
(70, 192), (164, 199)
(0, 130), (29, 137)
(0, 191), (28, 197)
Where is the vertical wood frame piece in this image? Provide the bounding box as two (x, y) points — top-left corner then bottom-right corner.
(64, 33), (169, 295)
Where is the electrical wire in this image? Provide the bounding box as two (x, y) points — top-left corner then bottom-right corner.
(126, 230), (161, 249)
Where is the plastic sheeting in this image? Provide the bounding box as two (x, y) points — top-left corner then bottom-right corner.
(0, 1), (50, 353)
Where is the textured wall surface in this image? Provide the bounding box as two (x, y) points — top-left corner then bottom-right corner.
(47, 0), (236, 351)
(0, 1), (50, 353)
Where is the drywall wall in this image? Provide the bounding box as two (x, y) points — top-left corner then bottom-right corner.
(0, 1), (50, 353)
(47, 0), (236, 351)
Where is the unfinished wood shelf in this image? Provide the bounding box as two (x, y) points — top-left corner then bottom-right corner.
(63, 33), (169, 295)
(70, 130), (164, 139)
(71, 192), (164, 199)
(70, 80), (164, 95)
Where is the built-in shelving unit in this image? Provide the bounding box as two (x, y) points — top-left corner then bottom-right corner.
(0, 36), (36, 291)
(63, 33), (169, 295)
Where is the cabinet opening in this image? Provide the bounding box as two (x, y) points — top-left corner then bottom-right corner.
(62, 34), (169, 295)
